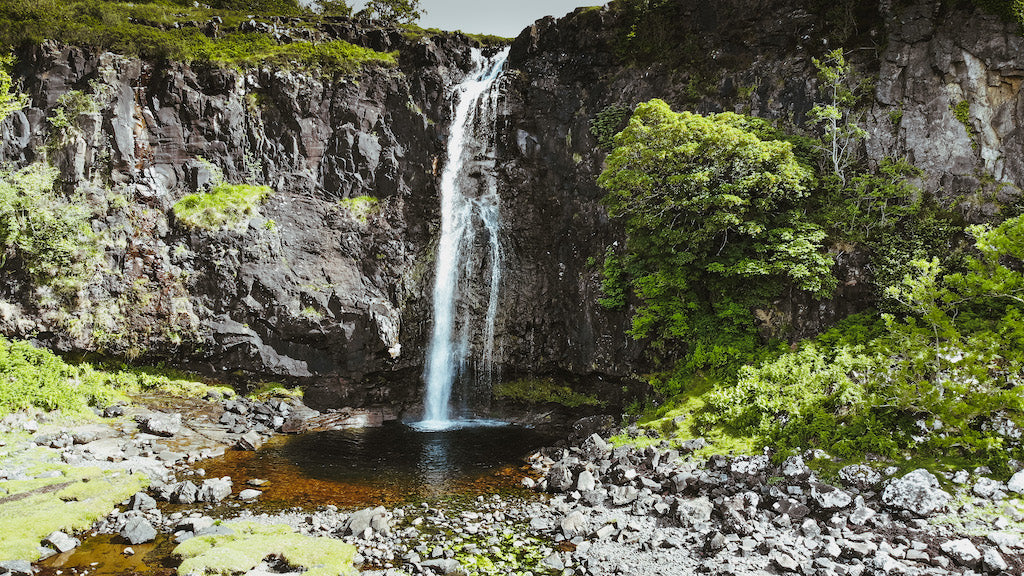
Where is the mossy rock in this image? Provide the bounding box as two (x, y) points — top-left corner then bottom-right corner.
(174, 522), (358, 576)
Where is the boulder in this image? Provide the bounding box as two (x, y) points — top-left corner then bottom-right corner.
(235, 431), (263, 451)
(940, 538), (982, 568)
(135, 413), (182, 437)
(238, 489), (262, 500)
(810, 482), (852, 511)
(119, 517), (156, 545)
(781, 455), (811, 482)
(198, 477), (232, 502)
(43, 531), (79, 553)
(838, 464), (882, 491)
(881, 469), (951, 516)
(1007, 469), (1024, 494)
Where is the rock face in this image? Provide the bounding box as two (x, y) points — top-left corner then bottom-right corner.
(2, 2), (1024, 411)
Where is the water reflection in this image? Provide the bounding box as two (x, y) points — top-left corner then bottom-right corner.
(201, 421), (551, 509)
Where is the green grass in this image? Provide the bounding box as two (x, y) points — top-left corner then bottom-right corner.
(493, 377), (605, 409)
(0, 463), (148, 561)
(610, 375), (758, 457)
(0, 334), (232, 416)
(0, 0), (396, 75)
(172, 183), (272, 231)
(337, 195), (379, 224)
(174, 522), (358, 576)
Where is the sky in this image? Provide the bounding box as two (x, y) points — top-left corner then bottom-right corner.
(350, 1), (597, 38)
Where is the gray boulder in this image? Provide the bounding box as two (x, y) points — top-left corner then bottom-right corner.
(881, 469), (951, 516)
(940, 538), (982, 568)
(135, 413), (182, 437)
(120, 517), (156, 545)
(1007, 469), (1024, 494)
(781, 455), (811, 482)
(838, 464), (882, 491)
(198, 477), (232, 502)
(810, 482), (853, 511)
(235, 431), (263, 451)
(0, 560), (34, 576)
(43, 531), (79, 553)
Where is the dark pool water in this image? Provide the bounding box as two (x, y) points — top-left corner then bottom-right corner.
(200, 421), (554, 509)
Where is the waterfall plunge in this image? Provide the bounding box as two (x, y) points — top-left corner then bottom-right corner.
(418, 48), (509, 431)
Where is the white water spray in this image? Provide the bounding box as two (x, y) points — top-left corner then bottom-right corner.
(418, 48), (509, 430)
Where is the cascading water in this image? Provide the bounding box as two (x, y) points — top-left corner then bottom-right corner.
(417, 48), (509, 431)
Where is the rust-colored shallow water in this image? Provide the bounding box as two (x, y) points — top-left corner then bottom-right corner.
(199, 421), (552, 509)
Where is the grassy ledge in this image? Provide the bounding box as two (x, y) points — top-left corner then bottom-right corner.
(0, 0), (397, 74)
(172, 183), (272, 232)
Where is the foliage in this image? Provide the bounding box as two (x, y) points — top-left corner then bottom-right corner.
(0, 53), (26, 123)
(598, 245), (627, 309)
(967, 0), (1024, 29)
(47, 89), (100, 143)
(173, 182), (273, 231)
(174, 522), (358, 576)
(0, 162), (99, 295)
(821, 157), (924, 243)
(0, 1), (395, 75)
(357, 0), (423, 25)
(0, 335), (224, 416)
(494, 377), (605, 408)
(589, 103), (632, 151)
(598, 99), (834, 369)
(316, 0), (352, 17)
(807, 48), (868, 184)
(693, 217), (1024, 474)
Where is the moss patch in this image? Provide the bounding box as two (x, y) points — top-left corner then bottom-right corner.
(494, 378), (605, 409)
(172, 183), (272, 232)
(174, 522), (358, 576)
(0, 464), (148, 561)
(336, 195), (379, 224)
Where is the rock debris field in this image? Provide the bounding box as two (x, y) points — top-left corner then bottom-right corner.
(2, 398), (1024, 576)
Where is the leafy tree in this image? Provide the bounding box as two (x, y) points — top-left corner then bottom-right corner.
(807, 48), (867, 184)
(0, 54), (27, 123)
(317, 0), (353, 16)
(598, 99), (835, 367)
(357, 0), (422, 24)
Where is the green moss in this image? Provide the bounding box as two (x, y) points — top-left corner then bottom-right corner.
(494, 378), (605, 408)
(174, 522), (358, 576)
(0, 467), (148, 561)
(952, 99), (978, 149)
(173, 183), (272, 231)
(337, 195), (379, 224)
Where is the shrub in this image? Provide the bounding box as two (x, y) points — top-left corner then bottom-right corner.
(0, 162), (99, 295)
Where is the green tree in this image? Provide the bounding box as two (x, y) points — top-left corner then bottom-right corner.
(598, 99), (835, 366)
(807, 48), (867, 184)
(317, 0), (353, 16)
(0, 54), (27, 123)
(357, 0), (422, 24)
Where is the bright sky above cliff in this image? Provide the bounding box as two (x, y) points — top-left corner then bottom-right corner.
(352, 1), (595, 38)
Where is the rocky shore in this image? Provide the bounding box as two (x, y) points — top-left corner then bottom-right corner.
(3, 404), (1024, 576)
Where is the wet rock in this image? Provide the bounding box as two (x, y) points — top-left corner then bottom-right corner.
(43, 531), (79, 553)
(545, 462), (574, 493)
(344, 506), (389, 537)
(120, 517), (156, 545)
(881, 469), (950, 516)
(239, 489), (262, 500)
(235, 431), (263, 451)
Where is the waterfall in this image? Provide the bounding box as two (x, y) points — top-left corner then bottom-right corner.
(418, 48), (509, 430)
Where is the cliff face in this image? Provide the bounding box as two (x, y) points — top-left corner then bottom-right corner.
(1, 1), (1023, 413)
